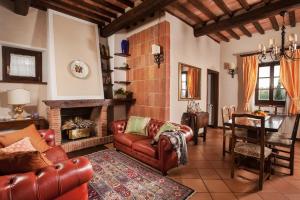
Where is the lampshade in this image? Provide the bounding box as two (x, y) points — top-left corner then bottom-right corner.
(7, 89), (30, 105)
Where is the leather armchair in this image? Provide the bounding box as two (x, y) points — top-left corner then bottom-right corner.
(112, 119), (193, 175)
(0, 130), (94, 200)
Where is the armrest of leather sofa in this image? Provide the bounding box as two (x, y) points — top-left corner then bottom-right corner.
(112, 120), (127, 135)
(44, 145), (69, 164)
(38, 129), (55, 147)
(178, 125), (193, 142)
(0, 157), (93, 200)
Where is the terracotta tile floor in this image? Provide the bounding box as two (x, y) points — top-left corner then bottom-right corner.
(165, 128), (300, 200)
(104, 128), (300, 199)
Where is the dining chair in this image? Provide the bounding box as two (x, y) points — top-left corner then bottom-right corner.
(231, 113), (272, 190)
(266, 113), (300, 175)
(222, 105), (246, 156)
(221, 106), (231, 156)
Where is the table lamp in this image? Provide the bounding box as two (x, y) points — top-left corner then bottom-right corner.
(7, 89), (30, 120)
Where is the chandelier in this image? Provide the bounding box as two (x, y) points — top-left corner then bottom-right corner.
(258, 11), (299, 62)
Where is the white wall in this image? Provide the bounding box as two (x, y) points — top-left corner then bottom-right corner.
(0, 1), (48, 118)
(166, 13), (221, 123)
(47, 10), (104, 100)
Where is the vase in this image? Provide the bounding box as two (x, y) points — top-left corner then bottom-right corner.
(121, 40), (129, 54)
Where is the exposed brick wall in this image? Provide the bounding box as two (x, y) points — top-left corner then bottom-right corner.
(127, 21), (170, 121)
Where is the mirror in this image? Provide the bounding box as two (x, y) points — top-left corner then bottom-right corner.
(178, 63), (201, 100)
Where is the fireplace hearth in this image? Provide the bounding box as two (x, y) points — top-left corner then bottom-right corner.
(43, 99), (113, 152)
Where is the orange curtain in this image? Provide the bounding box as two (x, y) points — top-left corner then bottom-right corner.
(187, 68), (199, 97)
(280, 50), (300, 115)
(242, 55), (258, 111)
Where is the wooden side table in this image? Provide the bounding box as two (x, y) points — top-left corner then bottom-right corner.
(0, 117), (49, 131)
(181, 112), (209, 145)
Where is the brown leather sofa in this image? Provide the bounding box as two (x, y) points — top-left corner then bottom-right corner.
(112, 119), (193, 175)
(0, 130), (94, 200)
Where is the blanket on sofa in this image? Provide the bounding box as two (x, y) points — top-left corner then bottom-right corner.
(161, 130), (188, 165)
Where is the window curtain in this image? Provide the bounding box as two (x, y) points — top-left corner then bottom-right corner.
(280, 49), (300, 115)
(242, 55), (258, 111)
(187, 68), (199, 98)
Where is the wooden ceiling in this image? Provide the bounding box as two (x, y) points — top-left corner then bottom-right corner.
(166, 0), (300, 42)
(13, 0), (300, 42)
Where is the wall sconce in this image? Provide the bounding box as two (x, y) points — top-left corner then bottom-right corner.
(152, 44), (164, 67)
(224, 62), (237, 78)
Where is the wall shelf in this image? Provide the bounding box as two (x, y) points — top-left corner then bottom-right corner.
(114, 53), (131, 57)
(114, 67), (130, 70)
(114, 81), (131, 85)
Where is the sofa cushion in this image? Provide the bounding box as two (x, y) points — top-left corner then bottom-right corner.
(114, 133), (148, 147)
(125, 116), (150, 136)
(0, 124), (51, 152)
(132, 139), (158, 158)
(0, 137), (36, 153)
(153, 122), (180, 143)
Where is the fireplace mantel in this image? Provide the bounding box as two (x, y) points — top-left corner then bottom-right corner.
(43, 98), (136, 108)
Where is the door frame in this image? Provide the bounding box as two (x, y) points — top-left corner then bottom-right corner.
(207, 69), (219, 128)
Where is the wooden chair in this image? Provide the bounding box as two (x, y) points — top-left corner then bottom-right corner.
(222, 106), (245, 156)
(266, 114), (300, 175)
(221, 106), (231, 156)
(231, 113), (272, 190)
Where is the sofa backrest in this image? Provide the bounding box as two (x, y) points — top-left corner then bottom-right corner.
(147, 119), (165, 138)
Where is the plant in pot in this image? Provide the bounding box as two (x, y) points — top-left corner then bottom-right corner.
(114, 88), (133, 99)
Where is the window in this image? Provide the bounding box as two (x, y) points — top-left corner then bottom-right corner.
(181, 72), (188, 98)
(255, 61), (286, 106)
(2, 46), (42, 83)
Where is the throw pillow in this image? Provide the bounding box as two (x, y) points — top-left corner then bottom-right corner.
(0, 151), (53, 175)
(124, 116), (151, 136)
(153, 122), (180, 143)
(0, 124), (51, 152)
(0, 137), (36, 154)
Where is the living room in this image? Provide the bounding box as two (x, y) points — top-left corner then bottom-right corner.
(0, 0), (300, 200)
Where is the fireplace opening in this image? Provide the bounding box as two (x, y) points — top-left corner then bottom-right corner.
(60, 107), (101, 144)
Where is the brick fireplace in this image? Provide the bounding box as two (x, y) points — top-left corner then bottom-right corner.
(44, 99), (113, 152)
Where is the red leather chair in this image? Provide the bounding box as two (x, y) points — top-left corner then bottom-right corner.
(112, 119), (193, 175)
(0, 130), (94, 200)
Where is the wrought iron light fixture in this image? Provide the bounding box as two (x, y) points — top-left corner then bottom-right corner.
(152, 44), (164, 67)
(258, 11), (299, 62)
(224, 62), (237, 78)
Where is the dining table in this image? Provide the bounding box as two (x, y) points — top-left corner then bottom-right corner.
(224, 114), (286, 133)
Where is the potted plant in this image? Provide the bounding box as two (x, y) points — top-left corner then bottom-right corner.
(114, 88), (133, 99)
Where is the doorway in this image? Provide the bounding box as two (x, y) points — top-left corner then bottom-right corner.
(207, 69), (219, 127)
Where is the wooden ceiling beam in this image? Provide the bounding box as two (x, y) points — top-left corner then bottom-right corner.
(173, 2), (203, 24)
(252, 21), (265, 34)
(90, 0), (125, 13)
(101, 0), (176, 37)
(216, 32), (229, 42)
(208, 35), (220, 43)
(14, 0), (31, 16)
(237, 0), (250, 10)
(69, 0), (117, 18)
(116, 0), (134, 8)
(238, 25), (251, 37)
(194, 0), (300, 37)
(188, 0), (217, 20)
(213, 0), (232, 16)
(289, 10), (296, 27)
(226, 29), (240, 40)
(269, 16), (279, 31)
(32, 0), (105, 26)
(53, 0), (111, 22)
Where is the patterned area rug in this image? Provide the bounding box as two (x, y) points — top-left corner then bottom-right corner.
(86, 149), (194, 200)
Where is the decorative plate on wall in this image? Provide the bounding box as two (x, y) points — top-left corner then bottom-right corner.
(69, 60), (89, 79)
